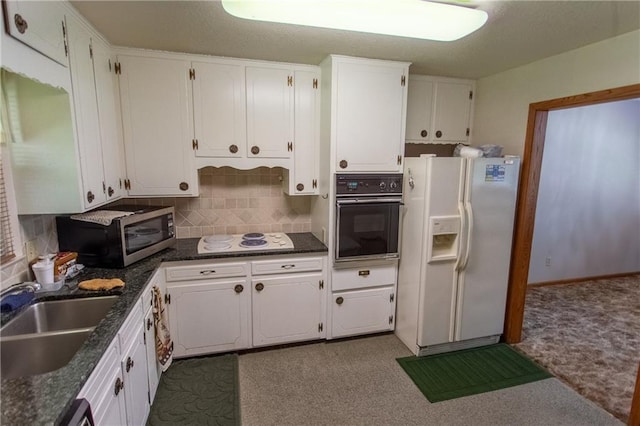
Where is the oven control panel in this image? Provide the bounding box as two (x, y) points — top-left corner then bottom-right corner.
(336, 174), (403, 196)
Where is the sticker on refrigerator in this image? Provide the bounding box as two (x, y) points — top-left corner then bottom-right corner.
(485, 165), (506, 182)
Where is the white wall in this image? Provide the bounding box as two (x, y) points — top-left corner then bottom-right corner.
(473, 29), (640, 157)
(527, 99), (640, 284)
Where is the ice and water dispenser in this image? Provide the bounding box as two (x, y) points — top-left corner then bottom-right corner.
(426, 216), (460, 262)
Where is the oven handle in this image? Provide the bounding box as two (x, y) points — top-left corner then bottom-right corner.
(336, 198), (403, 205)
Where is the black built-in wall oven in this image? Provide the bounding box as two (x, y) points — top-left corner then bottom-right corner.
(335, 174), (403, 262)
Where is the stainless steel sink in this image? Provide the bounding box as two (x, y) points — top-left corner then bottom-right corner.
(1, 328), (94, 380)
(0, 296), (119, 337)
(0, 296), (119, 379)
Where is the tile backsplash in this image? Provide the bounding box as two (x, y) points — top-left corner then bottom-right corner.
(2, 167), (310, 288)
(123, 167), (312, 238)
(1, 214), (58, 288)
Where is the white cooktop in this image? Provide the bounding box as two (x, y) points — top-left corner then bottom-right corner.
(197, 233), (294, 254)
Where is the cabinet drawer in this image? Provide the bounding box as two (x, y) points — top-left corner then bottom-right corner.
(118, 299), (143, 350)
(165, 262), (248, 282)
(332, 264), (397, 291)
(251, 257), (323, 275)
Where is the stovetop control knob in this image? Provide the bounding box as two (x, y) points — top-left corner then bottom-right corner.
(390, 181), (398, 190)
(379, 181), (387, 190)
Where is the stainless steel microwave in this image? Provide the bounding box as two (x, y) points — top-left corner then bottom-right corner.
(56, 205), (176, 268)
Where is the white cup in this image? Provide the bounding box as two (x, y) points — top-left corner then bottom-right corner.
(32, 258), (54, 285)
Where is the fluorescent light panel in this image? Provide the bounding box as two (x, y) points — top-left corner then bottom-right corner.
(221, 0), (488, 42)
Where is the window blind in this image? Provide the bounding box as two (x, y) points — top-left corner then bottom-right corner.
(0, 154), (15, 263)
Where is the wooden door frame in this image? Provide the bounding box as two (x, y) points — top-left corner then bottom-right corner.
(502, 82), (640, 422)
(503, 82), (640, 343)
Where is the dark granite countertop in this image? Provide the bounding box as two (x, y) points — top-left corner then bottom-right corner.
(1, 232), (326, 425)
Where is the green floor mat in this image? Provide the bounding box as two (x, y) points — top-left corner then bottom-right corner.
(397, 343), (552, 402)
(147, 354), (240, 425)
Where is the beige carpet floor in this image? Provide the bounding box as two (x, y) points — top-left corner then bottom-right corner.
(238, 334), (621, 425)
(515, 274), (640, 423)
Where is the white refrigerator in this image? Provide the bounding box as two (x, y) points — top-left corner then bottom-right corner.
(396, 154), (520, 356)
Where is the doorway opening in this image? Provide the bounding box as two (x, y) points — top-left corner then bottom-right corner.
(503, 83), (640, 423)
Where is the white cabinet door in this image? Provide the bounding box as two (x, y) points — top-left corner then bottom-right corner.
(118, 54), (197, 196)
(93, 37), (125, 201)
(168, 279), (251, 357)
(284, 70), (319, 195)
(252, 273), (323, 347)
(246, 66), (293, 159)
(432, 81), (473, 143)
(122, 324), (151, 426)
(192, 61), (246, 158)
(330, 286), (395, 338)
(66, 16), (106, 209)
(78, 339), (127, 426)
(405, 77), (434, 143)
(334, 59), (407, 172)
(94, 366), (127, 426)
(143, 305), (161, 402)
(2, 1), (67, 65)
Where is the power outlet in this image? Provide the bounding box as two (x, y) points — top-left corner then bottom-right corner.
(24, 239), (38, 263)
(545, 257), (551, 267)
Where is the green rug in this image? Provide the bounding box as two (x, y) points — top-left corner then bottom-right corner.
(396, 344), (552, 402)
(147, 354), (240, 425)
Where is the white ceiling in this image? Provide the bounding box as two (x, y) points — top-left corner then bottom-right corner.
(70, 0), (640, 79)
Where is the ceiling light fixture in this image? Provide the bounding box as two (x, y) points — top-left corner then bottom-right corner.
(220, 0), (488, 42)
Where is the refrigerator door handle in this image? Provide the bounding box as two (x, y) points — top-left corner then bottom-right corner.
(460, 201), (474, 270)
(454, 201), (466, 271)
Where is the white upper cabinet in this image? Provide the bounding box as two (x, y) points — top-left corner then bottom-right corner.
(192, 61), (247, 158)
(67, 14), (125, 209)
(405, 75), (475, 144)
(2, 0), (68, 66)
(406, 77), (434, 142)
(92, 36), (125, 201)
(324, 55), (409, 173)
(191, 59), (318, 172)
(283, 69), (320, 195)
(66, 15), (106, 209)
(117, 53), (198, 197)
(246, 66), (293, 159)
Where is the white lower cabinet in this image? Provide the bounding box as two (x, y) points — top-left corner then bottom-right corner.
(120, 311), (150, 425)
(78, 338), (127, 425)
(330, 287), (396, 338)
(143, 303), (160, 401)
(141, 272), (165, 402)
(78, 300), (148, 425)
(252, 273), (324, 347)
(329, 262), (398, 339)
(163, 255), (327, 355)
(167, 278), (251, 358)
